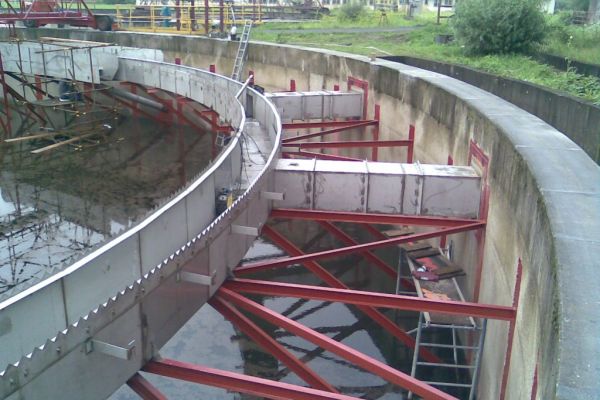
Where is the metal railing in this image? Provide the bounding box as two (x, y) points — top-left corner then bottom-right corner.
(115, 3), (262, 34)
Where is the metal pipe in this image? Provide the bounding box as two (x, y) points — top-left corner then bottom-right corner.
(235, 74), (254, 99)
(109, 86), (167, 111)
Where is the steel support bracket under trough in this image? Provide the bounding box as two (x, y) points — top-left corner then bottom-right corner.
(85, 339), (136, 360)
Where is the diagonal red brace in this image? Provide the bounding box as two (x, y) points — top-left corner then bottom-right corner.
(144, 358), (361, 400)
(258, 225), (440, 363)
(286, 140), (412, 150)
(281, 151), (363, 162)
(210, 296), (338, 393)
(236, 222), (485, 275)
(217, 288), (457, 400)
(271, 209), (483, 228)
(282, 120), (376, 129)
(282, 120), (378, 144)
(224, 279), (516, 321)
(127, 373), (167, 400)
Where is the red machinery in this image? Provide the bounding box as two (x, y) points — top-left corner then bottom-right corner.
(0, 0), (114, 30)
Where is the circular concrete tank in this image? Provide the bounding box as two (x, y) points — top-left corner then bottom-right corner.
(3, 29), (599, 400)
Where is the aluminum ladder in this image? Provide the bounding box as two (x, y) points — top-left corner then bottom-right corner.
(231, 20), (252, 82)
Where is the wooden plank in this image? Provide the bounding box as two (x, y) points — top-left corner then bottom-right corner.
(31, 132), (98, 154)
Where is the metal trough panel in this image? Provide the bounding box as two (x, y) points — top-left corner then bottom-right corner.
(274, 159), (481, 218)
(266, 90), (363, 121)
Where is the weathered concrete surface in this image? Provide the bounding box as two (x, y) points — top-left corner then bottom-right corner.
(5, 29), (600, 400)
(382, 55), (600, 165)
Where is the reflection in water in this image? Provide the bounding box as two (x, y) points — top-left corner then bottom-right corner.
(0, 106), (212, 294)
(111, 221), (446, 400)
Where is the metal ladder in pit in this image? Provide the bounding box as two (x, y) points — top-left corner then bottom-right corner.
(231, 20), (252, 82)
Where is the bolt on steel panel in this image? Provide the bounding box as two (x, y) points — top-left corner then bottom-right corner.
(274, 159), (316, 209)
(0, 282), (67, 370)
(401, 163), (424, 215)
(62, 233), (142, 324)
(313, 160), (368, 212)
(139, 198), (189, 275)
(366, 161), (406, 214)
(185, 177), (217, 242)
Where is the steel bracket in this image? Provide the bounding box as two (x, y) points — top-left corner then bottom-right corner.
(85, 339), (136, 360)
(260, 191), (285, 201)
(178, 271), (216, 286)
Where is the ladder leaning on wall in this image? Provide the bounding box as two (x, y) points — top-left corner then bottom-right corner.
(231, 20), (252, 82)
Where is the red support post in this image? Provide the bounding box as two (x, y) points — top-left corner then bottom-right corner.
(499, 258), (523, 400)
(259, 225), (440, 363)
(271, 209), (483, 228)
(217, 289), (457, 400)
(204, 0), (209, 33)
(289, 79), (296, 92)
(210, 296), (338, 393)
(530, 362), (539, 400)
(347, 76), (369, 120)
(144, 359), (360, 400)
(249, 71), (255, 85)
(175, 57), (181, 65)
(236, 222), (485, 276)
(440, 155), (454, 249)
(127, 373), (167, 400)
(407, 124), (415, 163)
(372, 104), (380, 161)
(333, 84), (340, 91)
(224, 279), (517, 321)
(209, 64), (216, 73)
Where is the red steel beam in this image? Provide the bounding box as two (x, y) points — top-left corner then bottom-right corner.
(499, 259), (523, 400)
(372, 104), (380, 161)
(286, 140), (412, 150)
(271, 209), (483, 228)
(236, 223), (484, 275)
(224, 279), (516, 321)
(127, 373), (167, 400)
(281, 151), (362, 162)
(134, 84), (202, 130)
(217, 288), (457, 400)
(144, 359), (361, 400)
(209, 296), (338, 393)
(282, 120), (377, 144)
(282, 120), (375, 129)
(260, 225), (440, 363)
(362, 223), (388, 240)
(317, 221), (396, 278)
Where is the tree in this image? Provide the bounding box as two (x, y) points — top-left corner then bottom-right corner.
(452, 0), (547, 54)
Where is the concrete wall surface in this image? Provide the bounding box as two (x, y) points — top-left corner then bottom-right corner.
(381, 55), (600, 165)
(5, 29), (600, 400)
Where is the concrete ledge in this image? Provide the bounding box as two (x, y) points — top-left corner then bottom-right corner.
(381, 55), (600, 165)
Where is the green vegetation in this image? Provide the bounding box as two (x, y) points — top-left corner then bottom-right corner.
(252, 9), (600, 105)
(544, 15), (600, 64)
(452, 0), (546, 54)
(337, 2), (367, 22)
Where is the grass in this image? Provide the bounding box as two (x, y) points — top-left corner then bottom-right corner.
(251, 10), (600, 105)
(543, 17), (600, 65)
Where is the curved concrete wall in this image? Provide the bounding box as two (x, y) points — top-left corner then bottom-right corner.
(5, 29), (600, 400)
(0, 48), (282, 399)
(381, 55), (600, 165)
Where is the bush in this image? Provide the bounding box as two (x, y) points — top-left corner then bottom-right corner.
(337, 2), (366, 22)
(452, 0), (547, 54)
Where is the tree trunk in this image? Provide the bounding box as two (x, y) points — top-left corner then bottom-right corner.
(589, 0), (599, 23)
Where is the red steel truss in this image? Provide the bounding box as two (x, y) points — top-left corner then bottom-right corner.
(216, 288), (457, 400)
(127, 373), (167, 400)
(143, 359), (361, 400)
(259, 225), (441, 363)
(236, 221), (485, 275)
(209, 296), (338, 393)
